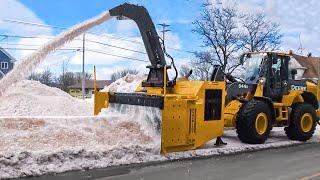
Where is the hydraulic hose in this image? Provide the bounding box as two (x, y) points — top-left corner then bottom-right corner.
(159, 37), (178, 84)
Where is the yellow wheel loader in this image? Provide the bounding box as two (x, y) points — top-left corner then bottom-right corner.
(94, 3), (320, 154)
(224, 52), (320, 144)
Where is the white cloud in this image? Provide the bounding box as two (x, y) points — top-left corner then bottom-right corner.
(267, 1), (320, 55)
(0, 0), (52, 36)
(210, 0), (320, 56)
(164, 31), (182, 50)
(116, 20), (139, 36)
(234, 0), (320, 56)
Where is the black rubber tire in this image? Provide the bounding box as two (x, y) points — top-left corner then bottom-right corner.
(236, 100), (272, 144)
(285, 103), (317, 141)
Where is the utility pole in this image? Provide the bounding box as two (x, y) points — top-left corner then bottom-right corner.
(318, 54), (320, 101)
(298, 34), (303, 54)
(82, 33), (85, 99)
(62, 60), (65, 91)
(158, 23), (170, 47)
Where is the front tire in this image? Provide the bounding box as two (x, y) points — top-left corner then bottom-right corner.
(236, 100), (272, 144)
(285, 103), (316, 141)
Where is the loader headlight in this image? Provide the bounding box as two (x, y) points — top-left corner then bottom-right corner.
(259, 77), (266, 84)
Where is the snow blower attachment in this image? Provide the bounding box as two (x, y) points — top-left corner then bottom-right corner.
(94, 3), (226, 154)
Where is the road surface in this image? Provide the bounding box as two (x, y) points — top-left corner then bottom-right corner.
(27, 143), (320, 180)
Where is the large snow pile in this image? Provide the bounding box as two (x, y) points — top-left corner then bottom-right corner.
(0, 116), (159, 179)
(0, 80), (92, 116)
(0, 117), (318, 179)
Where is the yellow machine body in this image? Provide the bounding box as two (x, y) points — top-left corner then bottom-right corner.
(94, 66), (320, 154)
(93, 2), (320, 153)
(161, 80), (226, 153)
(224, 80), (320, 128)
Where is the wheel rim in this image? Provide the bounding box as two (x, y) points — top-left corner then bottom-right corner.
(255, 112), (268, 135)
(300, 113), (313, 133)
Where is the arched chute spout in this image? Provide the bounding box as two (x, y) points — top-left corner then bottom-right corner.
(110, 3), (172, 87)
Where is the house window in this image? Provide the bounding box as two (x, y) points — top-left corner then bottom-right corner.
(1, 62), (8, 69)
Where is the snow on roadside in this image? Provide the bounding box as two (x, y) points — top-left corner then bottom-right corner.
(0, 80), (92, 116)
(0, 117), (318, 179)
(0, 116), (159, 179)
(0, 75), (319, 179)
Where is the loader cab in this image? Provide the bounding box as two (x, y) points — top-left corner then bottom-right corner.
(267, 53), (290, 101)
(241, 53), (266, 84)
(240, 52), (291, 101)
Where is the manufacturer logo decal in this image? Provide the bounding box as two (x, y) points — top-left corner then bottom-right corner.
(238, 84), (249, 89)
(291, 85), (306, 91)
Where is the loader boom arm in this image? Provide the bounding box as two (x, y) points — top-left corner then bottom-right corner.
(110, 3), (171, 87)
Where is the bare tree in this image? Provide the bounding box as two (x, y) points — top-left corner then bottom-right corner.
(240, 13), (282, 52)
(191, 52), (215, 80)
(193, 3), (241, 73)
(29, 69), (54, 86)
(192, 1), (283, 78)
(110, 69), (139, 81)
(56, 72), (76, 92)
(74, 72), (92, 83)
(179, 64), (192, 78)
(29, 73), (41, 81)
(40, 69), (54, 86)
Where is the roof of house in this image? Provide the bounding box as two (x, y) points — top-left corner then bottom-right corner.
(291, 54), (320, 79)
(68, 80), (113, 89)
(0, 47), (16, 63)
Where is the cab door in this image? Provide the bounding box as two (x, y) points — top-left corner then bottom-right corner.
(269, 56), (289, 101)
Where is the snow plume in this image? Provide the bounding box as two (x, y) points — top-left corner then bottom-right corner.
(100, 104), (162, 140)
(99, 73), (162, 140)
(0, 11), (112, 96)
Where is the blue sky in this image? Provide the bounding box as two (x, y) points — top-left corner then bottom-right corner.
(19, 0), (204, 51)
(0, 0), (319, 79)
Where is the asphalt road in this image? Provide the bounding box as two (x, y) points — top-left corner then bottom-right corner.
(28, 143), (320, 180)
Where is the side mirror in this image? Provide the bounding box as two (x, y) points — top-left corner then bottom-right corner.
(240, 54), (245, 64)
(185, 69), (193, 79)
(290, 69), (297, 79)
(240, 53), (251, 64)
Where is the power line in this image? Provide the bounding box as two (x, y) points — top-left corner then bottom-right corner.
(94, 32), (145, 45)
(1, 47), (148, 63)
(87, 49), (148, 62)
(3, 19), (67, 30)
(0, 42), (82, 49)
(0, 34), (147, 55)
(1, 47), (79, 51)
(0, 42), (147, 62)
(0, 35), (8, 42)
(86, 39), (147, 55)
(2, 19), (143, 44)
(2, 19), (196, 54)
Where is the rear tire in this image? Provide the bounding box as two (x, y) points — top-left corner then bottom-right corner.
(285, 103), (316, 141)
(236, 100), (272, 144)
